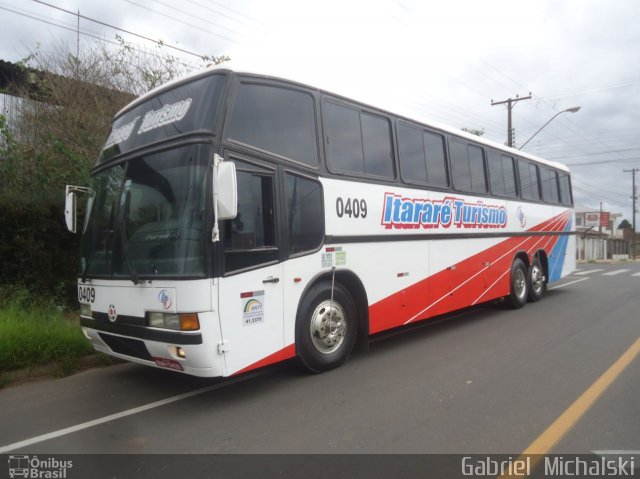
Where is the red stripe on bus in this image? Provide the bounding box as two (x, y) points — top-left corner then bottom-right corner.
(369, 210), (571, 334)
(232, 343), (296, 376)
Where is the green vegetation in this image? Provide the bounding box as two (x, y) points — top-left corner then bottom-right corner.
(0, 287), (93, 379)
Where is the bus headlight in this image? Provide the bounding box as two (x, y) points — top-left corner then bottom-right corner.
(147, 312), (200, 331)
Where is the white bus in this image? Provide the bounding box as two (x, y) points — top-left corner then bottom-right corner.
(65, 66), (575, 377)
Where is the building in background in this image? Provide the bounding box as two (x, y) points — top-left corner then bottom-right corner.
(575, 209), (631, 260)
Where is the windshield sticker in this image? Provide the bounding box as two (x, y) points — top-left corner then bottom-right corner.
(241, 290), (265, 326)
(381, 192), (507, 230)
(137, 98), (192, 135)
(103, 116), (139, 150)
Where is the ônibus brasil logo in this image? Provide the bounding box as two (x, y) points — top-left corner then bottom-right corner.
(381, 192), (507, 230)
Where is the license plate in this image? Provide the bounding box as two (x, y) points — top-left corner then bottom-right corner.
(153, 357), (184, 371)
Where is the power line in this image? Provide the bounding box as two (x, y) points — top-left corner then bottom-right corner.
(551, 147), (640, 159)
(572, 185), (629, 209)
(125, 0), (243, 45)
(183, 0), (265, 31)
(32, 0), (212, 60)
(148, 0), (251, 38)
(0, 4), (198, 70)
(204, 0), (266, 27)
(564, 157), (640, 167)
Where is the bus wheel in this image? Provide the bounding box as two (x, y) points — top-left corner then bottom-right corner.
(528, 256), (546, 302)
(507, 258), (529, 309)
(296, 281), (357, 373)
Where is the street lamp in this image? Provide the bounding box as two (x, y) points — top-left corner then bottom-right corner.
(518, 106), (581, 150)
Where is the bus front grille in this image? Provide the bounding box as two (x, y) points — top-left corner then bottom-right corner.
(98, 333), (152, 361)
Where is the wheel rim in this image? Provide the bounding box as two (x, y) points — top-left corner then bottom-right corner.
(530, 264), (544, 295)
(309, 300), (347, 355)
(514, 268), (527, 300)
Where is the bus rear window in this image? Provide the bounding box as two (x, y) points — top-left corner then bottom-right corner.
(559, 173), (573, 205)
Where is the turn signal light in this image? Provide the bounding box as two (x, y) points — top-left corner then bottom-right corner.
(179, 313), (200, 331)
(147, 312), (200, 331)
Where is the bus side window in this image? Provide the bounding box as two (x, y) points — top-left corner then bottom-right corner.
(397, 124), (448, 187)
(397, 122), (427, 184)
(227, 83), (319, 167)
(488, 151), (517, 198)
(540, 166), (560, 203)
(450, 140), (487, 193)
(323, 100), (395, 179)
(223, 169), (278, 273)
(285, 173), (324, 255)
(518, 159), (541, 201)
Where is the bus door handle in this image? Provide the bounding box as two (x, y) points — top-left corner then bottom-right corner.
(262, 276), (280, 284)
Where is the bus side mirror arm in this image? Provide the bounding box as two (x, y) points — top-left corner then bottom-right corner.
(65, 185), (93, 233)
(212, 154), (237, 243)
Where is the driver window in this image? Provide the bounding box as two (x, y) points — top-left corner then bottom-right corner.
(223, 168), (278, 273)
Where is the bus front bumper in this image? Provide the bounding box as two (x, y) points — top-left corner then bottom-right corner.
(80, 316), (225, 378)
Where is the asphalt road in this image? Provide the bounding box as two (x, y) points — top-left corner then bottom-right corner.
(1, 263), (639, 470)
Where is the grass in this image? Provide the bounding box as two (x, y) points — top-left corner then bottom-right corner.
(0, 286), (94, 379)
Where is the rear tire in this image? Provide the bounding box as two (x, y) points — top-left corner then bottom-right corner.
(528, 256), (546, 302)
(296, 281), (357, 373)
(507, 258), (529, 309)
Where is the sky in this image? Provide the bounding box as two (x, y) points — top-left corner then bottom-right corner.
(1, 0), (639, 222)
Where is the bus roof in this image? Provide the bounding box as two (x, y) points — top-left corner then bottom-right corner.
(117, 63), (570, 174)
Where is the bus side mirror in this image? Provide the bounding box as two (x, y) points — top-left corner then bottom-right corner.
(65, 185), (94, 233)
(65, 186), (78, 233)
(216, 161), (237, 220)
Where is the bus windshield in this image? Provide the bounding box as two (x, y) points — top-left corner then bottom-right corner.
(80, 143), (210, 280)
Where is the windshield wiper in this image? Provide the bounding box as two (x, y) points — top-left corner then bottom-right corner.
(118, 216), (139, 285)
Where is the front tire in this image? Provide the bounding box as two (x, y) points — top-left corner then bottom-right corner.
(296, 281), (357, 373)
(507, 258), (529, 309)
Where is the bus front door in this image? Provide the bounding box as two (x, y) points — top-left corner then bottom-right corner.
(217, 153), (285, 376)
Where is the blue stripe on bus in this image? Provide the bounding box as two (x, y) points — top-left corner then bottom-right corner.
(548, 217), (573, 282)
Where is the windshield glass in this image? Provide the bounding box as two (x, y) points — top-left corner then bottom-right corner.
(81, 144), (210, 279)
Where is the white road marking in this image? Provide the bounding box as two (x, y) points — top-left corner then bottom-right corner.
(0, 369), (265, 454)
(573, 269), (603, 275)
(602, 269), (631, 276)
(631, 272), (640, 277)
(549, 277), (590, 290)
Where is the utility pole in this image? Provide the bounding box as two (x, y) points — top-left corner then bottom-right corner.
(624, 168), (639, 259)
(76, 10), (80, 58)
(491, 93), (532, 148)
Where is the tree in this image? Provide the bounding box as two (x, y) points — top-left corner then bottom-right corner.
(2, 39), (228, 202)
(0, 38), (228, 302)
(618, 219), (632, 230)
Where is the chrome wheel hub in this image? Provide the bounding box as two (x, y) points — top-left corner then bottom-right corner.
(514, 268), (527, 300)
(531, 264), (544, 294)
(310, 300), (346, 354)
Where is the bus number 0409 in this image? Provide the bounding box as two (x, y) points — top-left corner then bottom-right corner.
(336, 197), (367, 219)
(78, 286), (96, 303)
